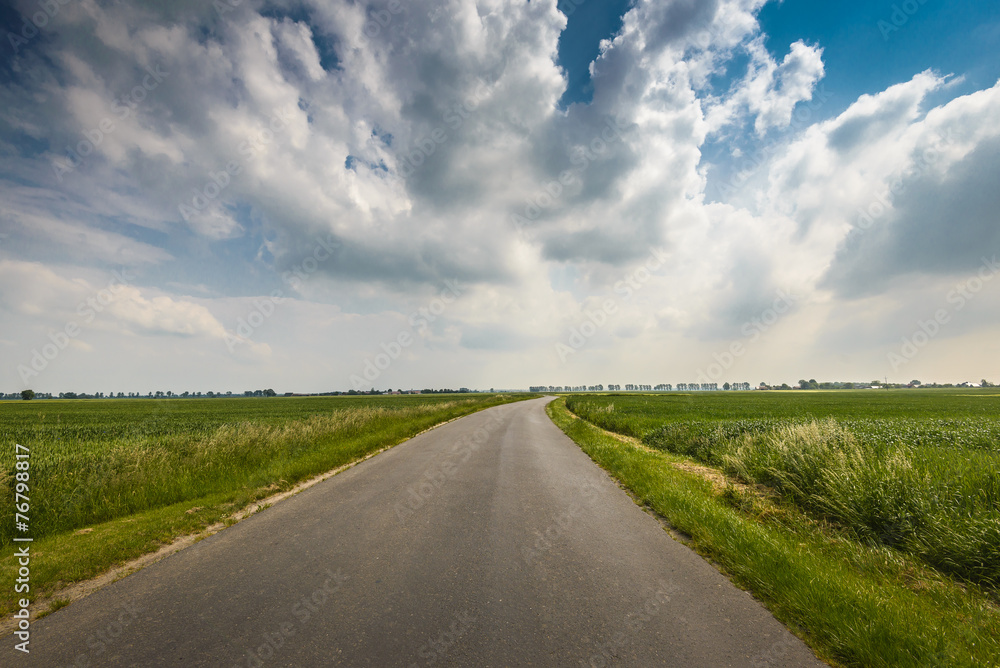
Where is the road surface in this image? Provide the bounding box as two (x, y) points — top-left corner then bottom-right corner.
(24, 397), (824, 666)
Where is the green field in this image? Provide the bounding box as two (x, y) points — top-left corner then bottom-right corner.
(566, 390), (1000, 590)
(556, 390), (1000, 667)
(565, 389), (1000, 446)
(0, 394), (532, 614)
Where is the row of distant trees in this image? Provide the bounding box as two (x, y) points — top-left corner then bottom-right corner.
(794, 379), (878, 390)
(787, 379), (995, 390)
(530, 384), (753, 392)
(7, 388), (482, 400)
(8, 389), (279, 400)
(343, 388), (474, 395)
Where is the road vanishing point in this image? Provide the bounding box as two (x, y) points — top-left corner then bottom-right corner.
(27, 397), (824, 667)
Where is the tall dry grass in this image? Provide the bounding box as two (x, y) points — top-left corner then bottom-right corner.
(645, 418), (1000, 589)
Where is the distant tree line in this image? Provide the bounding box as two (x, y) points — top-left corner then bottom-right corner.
(340, 388), (474, 395)
(4, 389), (279, 400)
(529, 383), (754, 392)
(757, 379), (997, 390)
(5, 387), (484, 400)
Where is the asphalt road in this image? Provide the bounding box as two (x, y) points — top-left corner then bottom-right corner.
(25, 397), (824, 667)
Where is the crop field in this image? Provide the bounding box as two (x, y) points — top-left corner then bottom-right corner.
(0, 393), (531, 612)
(566, 390), (1000, 592)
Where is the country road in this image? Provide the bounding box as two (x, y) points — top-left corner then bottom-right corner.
(23, 397), (824, 667)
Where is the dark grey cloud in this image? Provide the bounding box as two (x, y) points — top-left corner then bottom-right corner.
(822, 135), (1000, 297)
(640, 0), (721, 55)
(459, 323), (540, 351)
(540, 226), (654, 265)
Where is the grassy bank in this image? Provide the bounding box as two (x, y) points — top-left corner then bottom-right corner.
(548, 397), (1000, 668)
(1, 394), (532, 615)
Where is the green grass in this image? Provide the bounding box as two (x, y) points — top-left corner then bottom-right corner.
(0, 394), (534, 614)
(548, 397), (1000, 668)
(566, 390), (1000, 592)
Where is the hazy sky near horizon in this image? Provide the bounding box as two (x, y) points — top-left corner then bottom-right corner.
(2, 0), (1000, 394)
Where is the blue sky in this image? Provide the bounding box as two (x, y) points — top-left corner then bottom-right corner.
(557, 0), (633, 106)
(558, 0), (1000, 111)
(757, 0), (1000, 104)
(2, 0), (1000, 393)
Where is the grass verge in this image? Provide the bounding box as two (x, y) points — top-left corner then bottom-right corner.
(547, 397), (1000, 668)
